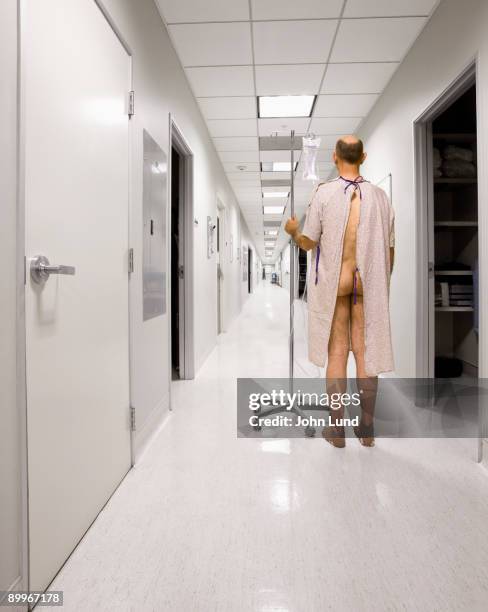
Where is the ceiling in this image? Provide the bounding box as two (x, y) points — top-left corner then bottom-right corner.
(156, 0), (440, 262)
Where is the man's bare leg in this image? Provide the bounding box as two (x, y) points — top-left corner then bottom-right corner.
(350, 294), (378, 446)
(323, 295), (350, 448)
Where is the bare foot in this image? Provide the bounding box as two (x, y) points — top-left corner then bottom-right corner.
(322, 425), (346, 448)
(354, 421), (375, 447)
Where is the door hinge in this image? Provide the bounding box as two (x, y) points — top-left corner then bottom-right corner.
(128, 90), (135, 118)
(130, 405), (136, 431)
(128, 248), (134, 274)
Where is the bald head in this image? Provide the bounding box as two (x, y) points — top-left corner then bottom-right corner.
(335, 135), (365, 165)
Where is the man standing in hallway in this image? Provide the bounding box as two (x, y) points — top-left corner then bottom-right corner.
(285, 135), (395, 448)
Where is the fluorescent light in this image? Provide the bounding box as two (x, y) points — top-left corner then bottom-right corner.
(263, 191), (289, 198)
(261, 161), (298, 172)
(273, 162), (297, 172)
(261, 162), (298, 172)
(263, 205), (285, 215)
(258, 95), (315, 118)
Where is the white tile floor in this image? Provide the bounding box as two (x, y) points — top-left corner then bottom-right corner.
(46, 283), (488, 612)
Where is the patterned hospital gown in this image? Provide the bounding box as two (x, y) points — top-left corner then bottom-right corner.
(302, 176), (395, 377)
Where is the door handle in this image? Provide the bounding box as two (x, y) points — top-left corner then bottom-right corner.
(30, 255), (76, 284)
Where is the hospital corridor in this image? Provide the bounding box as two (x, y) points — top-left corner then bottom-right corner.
(2, 1), (488, 611)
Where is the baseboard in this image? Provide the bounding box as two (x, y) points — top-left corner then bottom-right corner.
(133, 394), (169, 463)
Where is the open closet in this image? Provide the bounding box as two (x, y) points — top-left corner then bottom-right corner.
(431, 84), (478, 378)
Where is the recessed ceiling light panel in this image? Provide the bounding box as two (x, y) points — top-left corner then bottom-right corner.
(263, 205), (285, 215)
(263, 191), (289, 198)
(258, 95), (316, 118)
(261, 161), (298, 172)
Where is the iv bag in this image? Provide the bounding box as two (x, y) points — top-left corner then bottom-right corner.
(301, 135), (321, 181)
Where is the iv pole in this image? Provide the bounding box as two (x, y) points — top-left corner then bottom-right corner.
(289, 130), (295, 394)
(253, 129), (316, 437)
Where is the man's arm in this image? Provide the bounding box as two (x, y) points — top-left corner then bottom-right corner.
(284, 216), (317, 252)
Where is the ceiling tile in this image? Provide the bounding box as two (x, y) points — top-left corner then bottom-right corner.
(219, 151), (260, 162)
(258, 117), (310, 137)
(233, 186), (262, 195)
(157, 0), (249, 23)
(223, 162), (261, 172)
(314, 94), (379, 117)
(229, 181), (262, 188)
(239, 203), (262, 210)
(226, 171), (261, 180)
(251, 0), (343, 20)
(198, 97), (257, 120)
(331, 17), (427, 63)
(255, 64), (325, 96)
(213, 136), (258, 151)
(186, 66), (254, 97)
(168, 23), (252, 66)
(207, 119), (257, 137)
(309, 117), (362, 134)
(322, 62), (398, 94)
(316, 134), (343, 149)
(343, 0), (439, 17)
(253, 20), (337, 65)
(240, 206), (261, 213)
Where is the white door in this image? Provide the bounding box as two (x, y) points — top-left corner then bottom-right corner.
(24, 0), (131, 591)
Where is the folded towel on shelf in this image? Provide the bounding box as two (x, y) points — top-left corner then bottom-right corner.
(443, 144), (474, 163)
(441, 159), (476, 178)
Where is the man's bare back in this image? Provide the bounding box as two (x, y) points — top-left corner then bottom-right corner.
(337, 192), (363, 297)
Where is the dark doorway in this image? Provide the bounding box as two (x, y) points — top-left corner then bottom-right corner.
(430, 84), (478, 378)
(248, 247), (252, 293)
(171, 146), (181, 379)
(298, 249), (307, 298)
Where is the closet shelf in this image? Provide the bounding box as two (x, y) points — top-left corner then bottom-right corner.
(433, 133), (476, 142)
(435, 270), (473, 276)
(434, 178), (477, 184)
(435, 221), (478, 227)
(436, 306), (474, 312)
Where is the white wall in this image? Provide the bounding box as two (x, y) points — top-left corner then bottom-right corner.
(359, 0), (488, 378)
(0, 0), (23, 595)
(100, 0), (259, 448)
